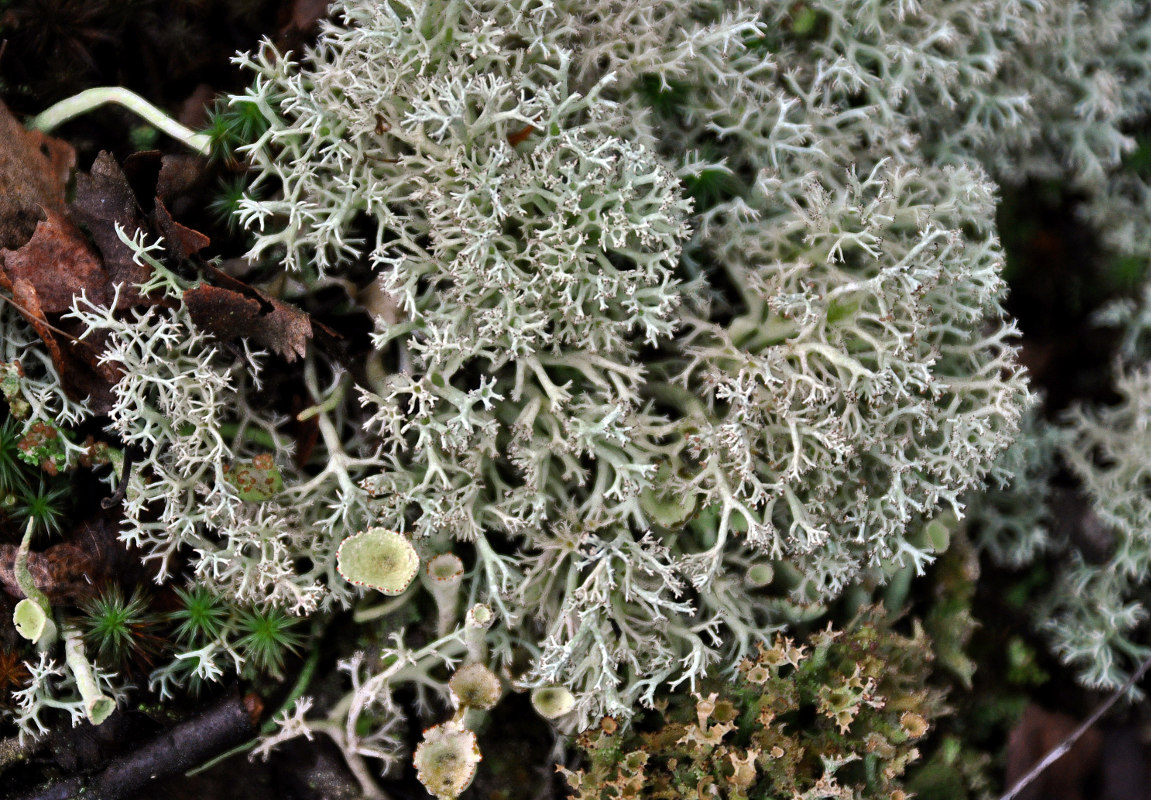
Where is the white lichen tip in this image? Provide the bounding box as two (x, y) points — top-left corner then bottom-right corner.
(336, 528), (420, 595)
(413, 721), (482, 800)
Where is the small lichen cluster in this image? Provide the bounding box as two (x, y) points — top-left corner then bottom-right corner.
(0, 229), (365, 739)
(561, 610), (945, 800)
(936, 0), (1151, 697)
(972, 354), (1151, 693)
(69, 272), (377, 615)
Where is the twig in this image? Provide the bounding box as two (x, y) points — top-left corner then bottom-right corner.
(0, 728), (69, 779)
(3, 692), (261, 800)
(999, 650), (1151, 800)
(0, 295), (87, 348)
(100, 446), (136, 510)
(185, 625), (324, 776)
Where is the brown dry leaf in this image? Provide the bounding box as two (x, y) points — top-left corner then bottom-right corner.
(0, 143), (219, 414)
(0, 211), (121, 412)
(152, 196), (210, 261)
(0, 208), (109, 312)
(69, 151), (155, 309)
(184, 267), (313, 362)
(0, 514), (141, 604)
(156, 153), (210, 202)
(6, 274), (66, 375)
(177, 83), (217, 131)
(9, 285), (119, 413)
(0, 98), (75, 250)
(72, 151), (213, 297)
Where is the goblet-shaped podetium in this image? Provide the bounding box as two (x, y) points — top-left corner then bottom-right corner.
(414, 720), (482, 800)
(336, 528), (419, 595)
(424, 553), (465, 636)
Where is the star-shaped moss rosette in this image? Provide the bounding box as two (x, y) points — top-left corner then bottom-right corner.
(336, 528), (419, 595)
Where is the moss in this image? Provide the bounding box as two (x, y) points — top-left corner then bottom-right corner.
(563, 608), (948, 800)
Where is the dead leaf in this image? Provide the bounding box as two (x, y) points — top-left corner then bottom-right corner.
(0, 223), (121, 413)
(15, 288), (119, 413)
(156, 153), (210, 201)
(0, 208), (108, 312)
(177, 83), (216, 131)
(2, 149), (219, 412)
(0, 203), (125, 411)
(0, 514), (142, 604)
(184, 267), (313, 362)
(0, 98), (75, 250)
(69, 151), (154, 308)
(121, 150), (163, 209)
(152, 196), (210, 261)
(6, 274), (66, 376)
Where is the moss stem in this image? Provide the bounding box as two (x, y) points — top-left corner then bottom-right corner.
(30, 87), (211, 156)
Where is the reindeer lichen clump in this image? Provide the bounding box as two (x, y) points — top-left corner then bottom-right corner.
(227, 0), (1029, 734)
(6, 0), (1075, 795)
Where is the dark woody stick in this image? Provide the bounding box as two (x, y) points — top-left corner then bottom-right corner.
(4, 692), (262, 800)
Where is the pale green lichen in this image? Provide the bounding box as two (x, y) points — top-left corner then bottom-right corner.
(413, 721), (482, 799)
(222, 0), (1031, 727)
(336, 528), (420, 595)
(24, 0), (1150, 788)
